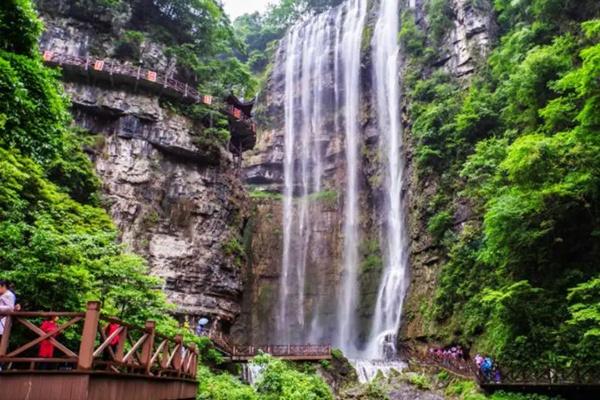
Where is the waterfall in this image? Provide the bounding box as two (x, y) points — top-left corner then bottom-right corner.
(351, 359), (407, 383)
(276, 0), (408, 374)
(241, 363), (265, 385)
(277, 10), (338, 344)
(364, 0), (409, 359)
(336, 0), (368, 355)
(278, 0), (367, 349)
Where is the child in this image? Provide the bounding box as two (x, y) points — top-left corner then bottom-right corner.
(39, 316), (59, 369)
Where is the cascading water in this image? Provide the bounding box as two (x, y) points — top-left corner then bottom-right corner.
(336, 0), (368, 355)
(275, 0), (409, 380)
(278, 10), (340, 344)
(364, 0), (410, 360)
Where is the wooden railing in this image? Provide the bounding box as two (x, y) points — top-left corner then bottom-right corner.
(401, 347), (599, 387)
(479, 364), (600, 386)
(0, 301), (197, 380)
(40, 50), (256, 135)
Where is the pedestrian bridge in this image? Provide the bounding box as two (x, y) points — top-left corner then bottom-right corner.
(228, 344), (333, 362)
(0, 301), (198, 400)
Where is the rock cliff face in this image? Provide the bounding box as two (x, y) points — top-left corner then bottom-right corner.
(37, 2), (250, 328)
(401, 0), (496, 342)
(236, 0), (496, 345)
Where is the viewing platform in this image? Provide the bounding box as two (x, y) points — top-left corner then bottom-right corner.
(0, 301), (198, 400)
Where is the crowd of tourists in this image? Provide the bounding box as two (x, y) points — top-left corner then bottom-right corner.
(428, 345), (465, 360)
(425, 344), (501, 383)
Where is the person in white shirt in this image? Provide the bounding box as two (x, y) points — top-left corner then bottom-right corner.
(0, 280), (16, 337)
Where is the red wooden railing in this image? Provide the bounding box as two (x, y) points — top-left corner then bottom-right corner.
(40, 50), (256, 134)
(0, 301), (197, 380)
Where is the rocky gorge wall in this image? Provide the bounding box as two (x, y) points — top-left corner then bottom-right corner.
(235, 0), (497, 347)
(37, 1), (250, 329)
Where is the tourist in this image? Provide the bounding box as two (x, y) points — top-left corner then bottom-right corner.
(39, 316), (59, 369)
(196, 317), (209, 336)
(0, 280), (16, 371)
(481, 356), (493, 381)
(103, 321), (121, 360)
(494, 367), (502, 383)
(0, 280), (16, 338)
(474, 354), (484, 368)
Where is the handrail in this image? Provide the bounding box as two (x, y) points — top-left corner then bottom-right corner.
(401, 346), (599, 386)
(40, 49), (256, 135)
(229, 344), (332, 358)
(0, 302), (198, 380)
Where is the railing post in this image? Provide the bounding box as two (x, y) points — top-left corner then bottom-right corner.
(140, 320), (156, 374)
(0, 315), (12, 356)
(172, 334), (183, 371)
(78, 301), (101, 370)
(188, 343), (197, 376)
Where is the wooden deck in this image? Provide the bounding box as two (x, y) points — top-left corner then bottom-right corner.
(0, 302), (198, 400)
(0, 370), (197, 400)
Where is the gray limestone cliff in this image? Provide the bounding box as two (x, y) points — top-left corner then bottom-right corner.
(37, 1), (250, 330)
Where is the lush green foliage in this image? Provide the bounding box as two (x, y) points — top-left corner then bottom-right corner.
(405, 0), (600, 370)
(198, 365), (257, 400)
(233, 0), (344, 80)
(0, 0), (179, 332)
(0, 0), (42, 56)
(253, 354), (334, 400)
(197, 355), (333, 400)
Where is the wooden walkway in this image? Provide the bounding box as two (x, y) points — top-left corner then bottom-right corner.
(227, 344), (333, 362)
(402, 347), (600, 399)
(0, 301), (198, 400)
(41, 49), (256, 152)
(203, 330), (332, 362)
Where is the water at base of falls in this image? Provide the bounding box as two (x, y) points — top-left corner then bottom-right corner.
(241, 364), (265, 385)
(351, 359), (407, 383)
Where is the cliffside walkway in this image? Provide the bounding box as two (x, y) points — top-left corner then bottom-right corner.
(0, 301), (198, 400)
(403, 347), (600, 398)
(41, 49), (256, 152)
(204, 330), (332, 362)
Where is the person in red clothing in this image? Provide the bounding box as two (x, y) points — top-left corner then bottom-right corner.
(38, 316), (59, 369)
(103, 322), (121, 361)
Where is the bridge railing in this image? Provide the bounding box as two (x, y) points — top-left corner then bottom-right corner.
(0, 301), (197, 380)
(41, 50), (256, 134)
(479, 364), (600, 386)
(230, 344), (332, 359)
(400, 346), (600, 386)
